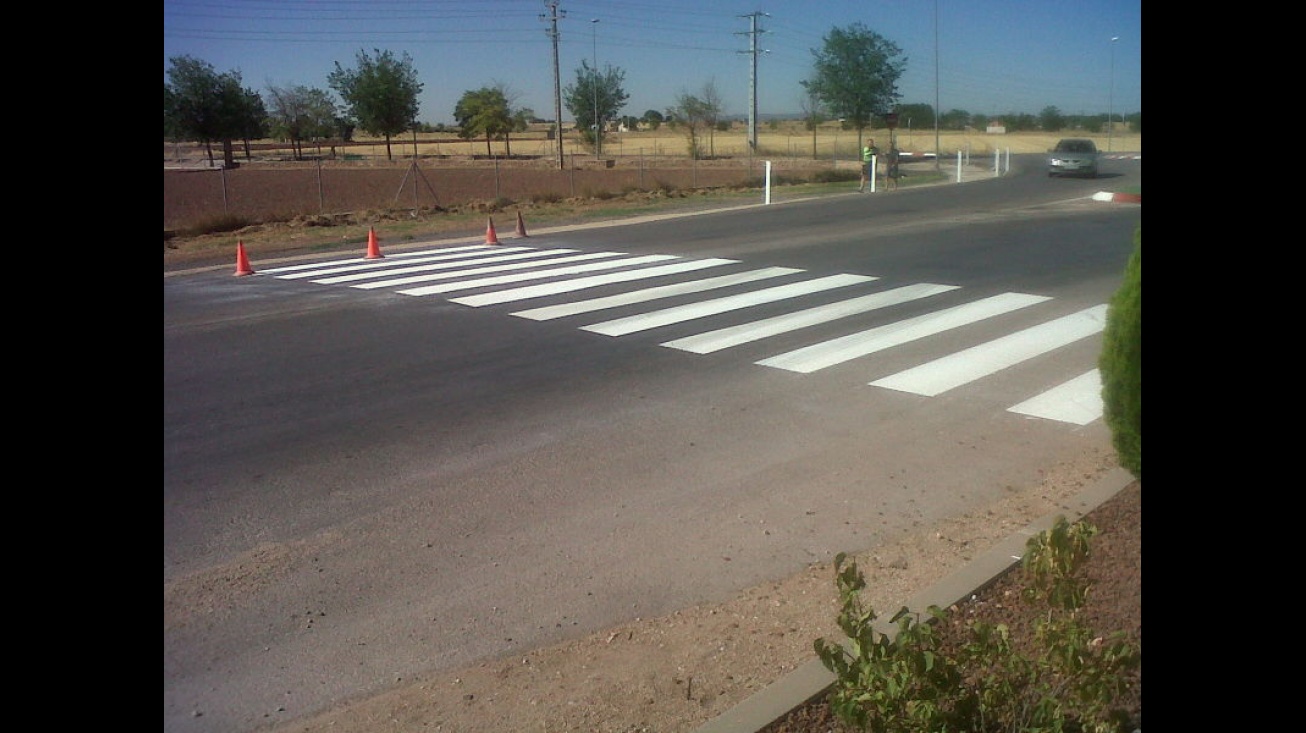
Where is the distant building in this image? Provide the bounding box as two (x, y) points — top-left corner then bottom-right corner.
(986, 120), (1007, 134)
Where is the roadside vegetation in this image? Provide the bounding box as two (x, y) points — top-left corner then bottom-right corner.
(811, 228), (1142, 732)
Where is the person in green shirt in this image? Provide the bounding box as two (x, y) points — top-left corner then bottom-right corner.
(858, 139), (878, 192)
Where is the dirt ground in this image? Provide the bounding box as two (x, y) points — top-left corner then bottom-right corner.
(247, 447), (1128, 733)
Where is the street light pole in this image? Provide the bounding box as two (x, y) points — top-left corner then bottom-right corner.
(1108, 36), (1118, 152)
(591, 18), (600, 158)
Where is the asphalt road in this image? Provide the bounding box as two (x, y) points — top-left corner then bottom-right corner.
(164, 153), (1140, 733)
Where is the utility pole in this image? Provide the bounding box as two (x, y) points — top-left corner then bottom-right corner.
(736, 12), (769, 152)
(591, 18), (600, 158)
(1108, 36), (1118, 153)
(933, 0), (941, 171)
(541, 1), (566, 169)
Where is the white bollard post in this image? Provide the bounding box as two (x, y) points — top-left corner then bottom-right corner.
(955, 151), (962, 183)
(870, 154), (877, 193)
(993, 149), (1000, 176)
(764, 160), (772, 205)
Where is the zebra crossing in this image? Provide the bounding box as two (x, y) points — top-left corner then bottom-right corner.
(257, 243), (1107, 426)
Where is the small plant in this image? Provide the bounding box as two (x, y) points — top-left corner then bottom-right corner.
(815, 516), (1139, 732)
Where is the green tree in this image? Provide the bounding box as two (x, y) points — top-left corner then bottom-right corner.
(327, 48), (422, 161)
(939, 108), (971, 131)
(233, 87), (269, 160)
(265, 84), (338, 160)
(454, 86), (514, 157)
(802, 23), (906, 154)
(1039, 105), (1066, 132)
(640, 109), (664, 130)
(896, 102), (935, 133)
(563, 60), (629, 155)
(164, 55), (265, 166)
(667, 92), (709, 159)
(1099, 230), (1142, 479)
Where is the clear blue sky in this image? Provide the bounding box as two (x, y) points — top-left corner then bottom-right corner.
(164, 0), (1142, 127)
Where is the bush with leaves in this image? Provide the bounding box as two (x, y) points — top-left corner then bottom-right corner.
(1099, 229), (1141, 479)
(815, 516), (1139, 732)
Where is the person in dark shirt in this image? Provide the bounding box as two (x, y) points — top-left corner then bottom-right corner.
(885, 146), (901, 191)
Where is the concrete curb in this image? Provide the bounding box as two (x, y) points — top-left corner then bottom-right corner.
(1093, 191), (1141, 204)
(692, 465), (1138, 733)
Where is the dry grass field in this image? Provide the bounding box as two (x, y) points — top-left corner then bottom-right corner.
(167, 119), (1140, 165)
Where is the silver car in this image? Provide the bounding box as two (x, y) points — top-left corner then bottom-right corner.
(1047, 138), (1099, 178)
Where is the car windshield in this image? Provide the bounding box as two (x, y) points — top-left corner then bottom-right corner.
(1056, 141), (1095, 153)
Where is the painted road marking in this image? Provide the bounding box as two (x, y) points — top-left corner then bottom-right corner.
(869, 304), (1107, 396)
(581, 274), (875, 337)
(274, 245), (516, 279)
(661, 282), (959, 354)
(347, 251), (624, 290)
(510, 267), (801, 321)
(396, 254), (679, 296)
(450, 258), (738, 307)
(1008, 369), (1103, 425)
(756, 292), (1050, 373)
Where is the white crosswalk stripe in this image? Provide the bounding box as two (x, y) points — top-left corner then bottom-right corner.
(396, 254), (679, 296)
(661, 283), (959, 354)
(868, 305), (1107, 396)
(262, 244), (1108, 425)
(260, 244), (500, 277)
(755, 292), (1050, 373)
(581, 274), (875, 337)
(1007, 369), (1103, 425)
(450, 258), (738, 307)
(350, 251), (623, 289)
(510, 266), (801, 321)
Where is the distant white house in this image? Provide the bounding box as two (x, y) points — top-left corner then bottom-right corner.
(986, 120), (1007, 134)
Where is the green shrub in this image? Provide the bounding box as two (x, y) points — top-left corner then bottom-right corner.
(1099, 229), (1141, 479)
(815, 516), (1139, 732)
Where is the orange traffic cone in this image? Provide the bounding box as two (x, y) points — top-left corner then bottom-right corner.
(515, 210), (529, 238)
(365, 226), (384, 259)
(485, 216), (500, 244)
(234, 241), (254, 276)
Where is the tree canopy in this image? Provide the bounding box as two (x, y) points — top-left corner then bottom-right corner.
(265, 84), (338, 160)
(563, 60), (629, 155)
(454, 86), (520, 157)
(802, 23), (905, 151)
(164, 55), (266, 166)
(327, 49), (422, 160)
